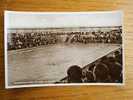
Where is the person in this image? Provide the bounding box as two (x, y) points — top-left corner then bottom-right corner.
(100, 56), (110, 67)
(88, 64), (95, 72)
(93, 63), (110, 83)
(85, 71), (95, 82)
(107, 57), (122, 83)
(67, 65), (83, 83)
(115, 50), (122, 65)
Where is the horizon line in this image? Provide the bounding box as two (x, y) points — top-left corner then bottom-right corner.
(7, 26), (122, 30)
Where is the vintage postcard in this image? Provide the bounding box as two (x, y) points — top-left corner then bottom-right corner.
(4, 11), (124, 88)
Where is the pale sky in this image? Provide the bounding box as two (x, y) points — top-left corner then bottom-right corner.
(5, 11), (122, 28)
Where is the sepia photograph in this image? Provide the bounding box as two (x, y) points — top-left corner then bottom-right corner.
(4, 11), (124, 88)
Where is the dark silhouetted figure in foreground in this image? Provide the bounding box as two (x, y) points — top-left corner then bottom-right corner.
(86, 71), (95, 82)
(115, 50), (123, 65)
(67, 65), (82, 83)
(107, 57), (122, 83)
(94, 63), (110, 83)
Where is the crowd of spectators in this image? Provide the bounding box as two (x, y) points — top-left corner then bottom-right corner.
(8, 29), (122, 50)
(8, 32), (58, 50)
(60, 48), (123, 83)
(68, 30), (122, 44)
